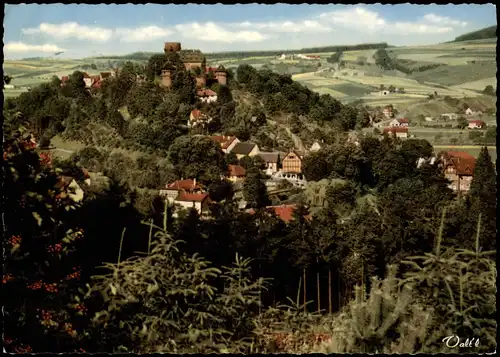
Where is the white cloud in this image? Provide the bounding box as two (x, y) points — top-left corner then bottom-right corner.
(22, 22), (113, 42)
(423, 13), (468, 28)
(4, 41), (66, 53)
(13, 6), (471, 55)
(115, 26), (174, 42)
(174, 22), (267, 43)
(235, 19), (332, 33)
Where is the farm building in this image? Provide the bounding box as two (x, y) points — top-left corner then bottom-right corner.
(468, 120), (486, 129)
(465, 107), (483, 116)
(309, 141), (322, 152)
(188, 110), (212, 130)
(389, 118), (409, 127)
(383, 127), (408, 139)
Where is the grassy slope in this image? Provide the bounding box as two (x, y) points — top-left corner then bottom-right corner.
(453, 25), (497, 42)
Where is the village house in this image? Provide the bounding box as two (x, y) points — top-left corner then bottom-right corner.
(383, 127), (408, 139)
(174, 192), (211, 217)
(440, 113), (458, 120)
(258, 152), (280, 174)
(161, 179), (204, 203)
(189, 109), (212, 130)
(389, 118), (409, 127)
(197, 88), (218, 103)
(209, 135), (240, 153)
(309, 141), (322, 152)
(425, 116), (434, 122)
(226, 164), (246, 182)
(230, 142), (260, 159)
(468, 120), (486, 129)
(439, 151), (476, 195)
(281, 150), (303, 174)
(465, 107), (483, 116)
(55, 176), (84, 203)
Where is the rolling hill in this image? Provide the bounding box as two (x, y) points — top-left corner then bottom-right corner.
(452, 25), (497, 42)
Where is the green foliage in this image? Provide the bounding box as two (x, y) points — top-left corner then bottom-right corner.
(84, 217), (269, 353)
(482, 85), (495, 96)
(453, 25), (497, 42)
(168, 135), (228, 184)
(243, 167), (271, 208)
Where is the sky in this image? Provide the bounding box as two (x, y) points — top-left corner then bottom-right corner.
(3, 4), (497, 59)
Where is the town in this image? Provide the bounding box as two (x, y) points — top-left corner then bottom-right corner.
(3, 3), (496, 355)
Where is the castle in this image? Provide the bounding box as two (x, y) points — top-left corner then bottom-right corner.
(160, 42), (227, 89)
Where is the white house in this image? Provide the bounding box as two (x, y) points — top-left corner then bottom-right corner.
(209, 136), (240, 153)
(197, 88), (217, 103)
(55, 176), (84, 203)
(309, 142), (322, 152)
(390, 118), (409, 127)
(162, 179), (204, 203)
(173, 192), (211, 217)
(258, 152), (280, 174)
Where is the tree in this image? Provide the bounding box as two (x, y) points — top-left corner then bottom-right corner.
(4, 74), (13, 84)
(484, 127), (496, 145)
(467, 147), (496, 252)
(483, 85), (495, 96)
(209, 180), (234, 202)
(243, 166), (270, 208)
(168, 135), (228, 184)
(302, 151), (329, 182)
(3, 126), (87, 353)
(236, 64), (257, 84)
(457, 116), (468, 129)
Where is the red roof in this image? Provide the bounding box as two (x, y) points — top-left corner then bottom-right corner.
(469, 120), (485, 125)
(197, 89), (217, 97)
(82, 72), (90, 78)
(81, 168), (90, 179)
(247, 204), (312, 223)
(167, 179), (201, 191)
(398, 118), (409, 123)
(205, 67), (218, 73)
(228, 164), (246, 177)
(384, 127), (408, 133)
(175, 192), (209, 202)
(209, 135), (237, 149)
(191, 109), (202, 119)
(444, 151), (476, 160)
(450, 157), (476, 176)
(61, 76), (69, 82)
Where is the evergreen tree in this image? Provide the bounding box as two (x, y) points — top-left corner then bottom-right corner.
(467, 147), (497, 251)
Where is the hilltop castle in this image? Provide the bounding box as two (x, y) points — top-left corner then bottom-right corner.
(160, 42), (227, 89)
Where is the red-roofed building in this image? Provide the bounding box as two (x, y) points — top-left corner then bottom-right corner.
(189, 110), (212, 130)
(246, 204), (312, 223)
(383, 127), (408, 138)
(174, 192), (211, 216)
(468, 120), (486, 129)
(209, 135), (240, 153)
(439, 151), (477, 195)
(197, 88), (218, 103)
(227, 164), (246, 182)
(162, 179), (204, 202)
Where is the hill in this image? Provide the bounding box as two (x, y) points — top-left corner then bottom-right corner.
(453, 25), (497, 42)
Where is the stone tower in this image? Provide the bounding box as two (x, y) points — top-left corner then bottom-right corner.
(215, 65), (227, 86)
(164, 42), (181, 53)
(160, 68), (173, 89)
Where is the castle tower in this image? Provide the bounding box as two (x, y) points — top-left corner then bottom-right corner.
(160, 69), (173, 88)
(215, 65), (227, 86)
(164, 42), (181, 53)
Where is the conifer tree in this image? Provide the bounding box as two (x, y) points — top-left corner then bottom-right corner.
(468, 147), (497, 252)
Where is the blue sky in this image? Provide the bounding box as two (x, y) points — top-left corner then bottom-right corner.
(4, 4), (497, 59)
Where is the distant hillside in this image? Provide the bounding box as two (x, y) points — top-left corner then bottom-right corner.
(92, 43), (389, 61)
(453, 25), (497, 42)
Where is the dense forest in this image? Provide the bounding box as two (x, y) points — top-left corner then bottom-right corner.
(2, 51), (497, 353)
